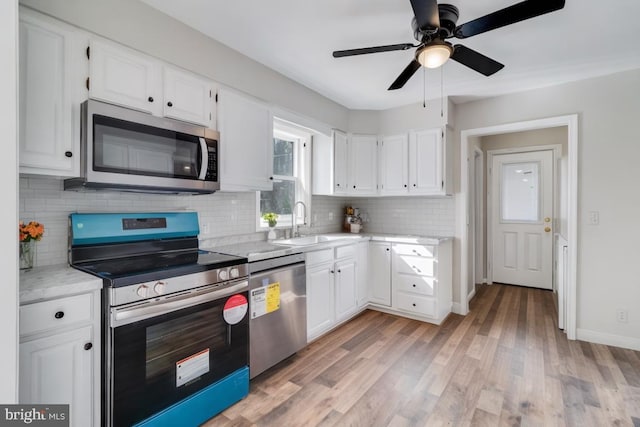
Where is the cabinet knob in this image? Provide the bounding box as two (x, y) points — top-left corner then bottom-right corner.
(336, 183), (341, 187)
(269, 176), (274, 181)
(148, 96), (154, 103)
(412, 284), (417, 288)
(167, 101), (173, 107)
(54, 311), (64, 319)
(353, 185), (356, 189)
(413, 184), (417, 187)
(386, 248), (390, 252)
(64, 151), (73, 158)
(330, 269), (334, 274)
(412, 303), (417, 307)
(337, 269), (341, 273)
(404, 184), (407, 188)
(84, 343), (93, 351)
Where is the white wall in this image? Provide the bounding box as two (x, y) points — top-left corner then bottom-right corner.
(1, 0), (19, 403)
(21, 0), (349, 131)
(456, 68), (640, 349)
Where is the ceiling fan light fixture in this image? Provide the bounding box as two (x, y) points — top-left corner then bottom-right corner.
(416, 41), (453, 69)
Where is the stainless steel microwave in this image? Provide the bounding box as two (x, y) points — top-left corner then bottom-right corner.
(64, 100), (219, 194)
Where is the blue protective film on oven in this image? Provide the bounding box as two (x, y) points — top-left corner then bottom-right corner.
(133, 366), (249, 427)
(70, 211), (200, 245)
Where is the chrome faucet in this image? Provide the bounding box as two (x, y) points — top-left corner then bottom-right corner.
(292, 201), (307, 237)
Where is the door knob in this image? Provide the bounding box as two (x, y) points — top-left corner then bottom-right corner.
(544, 227), (551, 232)
(544, 217), (551, 222)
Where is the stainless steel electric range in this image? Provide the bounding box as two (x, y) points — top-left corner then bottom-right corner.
(69, 212), (249, 427)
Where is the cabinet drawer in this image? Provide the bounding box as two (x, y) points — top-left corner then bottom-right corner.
(20, 293), (93, 336)
(394, 274), (435, 296)
(394, 292), (436, 318)
(393, 244), (435, 258)
(306, 248), (333, 265)
(335, 244), (355, 260)
(394, 255), (435, 277)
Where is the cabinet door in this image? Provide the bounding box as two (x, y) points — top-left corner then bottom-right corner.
(379, 134), (409, 195)
(335, 259), (357, 322)
(218, 88), (273, 191)
(349, 134), (378, 195)
(356, 241), (369, 307)
(163, 67), (213, 127)
(20, 326), (94, 427)
(306, 264), (335, 341)
(369, 242), (391, 306)
(89, 38), (162, 115)
(409, 128), (443, 194)
(19, 10), (85, 176)
(333, 130), (349, 194)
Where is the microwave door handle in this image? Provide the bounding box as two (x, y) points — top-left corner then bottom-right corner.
(198, 137), (208, 180)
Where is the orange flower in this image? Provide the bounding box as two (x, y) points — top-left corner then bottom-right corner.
(19, 221), (45, 242)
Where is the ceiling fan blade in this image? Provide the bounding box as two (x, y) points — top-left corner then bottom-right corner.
(333, 43), (414, 58)
(388, 59), (422, 90)
(450, 45), (504, 76)
(410, 0), (440, 31)
(454, 0), (565, 39)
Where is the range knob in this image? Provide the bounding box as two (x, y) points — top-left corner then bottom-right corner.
(154, 281), (166, 295)
(230, 268), (239, 279)
(136, 285), (149, 298)
(218, 269), (228, 281)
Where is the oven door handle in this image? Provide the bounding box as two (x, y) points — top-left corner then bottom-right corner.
(111, 280), (248, 327)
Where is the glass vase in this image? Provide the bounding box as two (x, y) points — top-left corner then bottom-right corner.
(267, 227), (276, 240)
(20, 240), (36, 270)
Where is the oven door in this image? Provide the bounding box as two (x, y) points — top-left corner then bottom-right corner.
(108, 281), (248, 427)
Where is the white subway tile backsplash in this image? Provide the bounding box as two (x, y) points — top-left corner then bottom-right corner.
(20, 176), (455, 268)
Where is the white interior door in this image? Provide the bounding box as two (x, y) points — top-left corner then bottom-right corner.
(490, 150), (553, 289)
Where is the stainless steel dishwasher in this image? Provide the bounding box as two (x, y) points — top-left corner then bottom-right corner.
(248, 253), (306, 378)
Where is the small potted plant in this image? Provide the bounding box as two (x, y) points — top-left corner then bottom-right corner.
(262, 212), (278, 240)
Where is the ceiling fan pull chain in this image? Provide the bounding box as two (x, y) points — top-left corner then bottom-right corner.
(441, 66), (444, 118)
(423, 66), (426, 108)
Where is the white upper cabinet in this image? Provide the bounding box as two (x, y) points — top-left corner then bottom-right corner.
(163, 66), (214, 126)
(333, 130), (348, 194)
(89, 38), (162, 115)
(19, 8), (87, 176)
(348, 134), (378, 195)
(409, 128), (445, 195)
(89, 39), (215, 127)
(217, 88), (273, 191)
(379, 133), (409, 195)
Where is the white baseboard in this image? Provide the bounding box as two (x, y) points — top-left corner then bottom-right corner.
(451, 302), (463, 315)
(576, 328), (640, 351)
(467, 288), (476, 302)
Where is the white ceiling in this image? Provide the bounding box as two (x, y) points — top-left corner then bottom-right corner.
(141, 0), (640, 110)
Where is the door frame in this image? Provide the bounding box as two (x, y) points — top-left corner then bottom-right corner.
(486, 145), (561, 286)
(458, 114), (578, 340)
(468, 147), (484, 301)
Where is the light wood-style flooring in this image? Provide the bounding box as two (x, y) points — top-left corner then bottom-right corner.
(204, 284), (640, 426)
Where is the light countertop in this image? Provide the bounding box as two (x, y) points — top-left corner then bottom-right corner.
(20, 264), (103, 305)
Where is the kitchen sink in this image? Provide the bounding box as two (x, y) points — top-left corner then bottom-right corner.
(273, 234), (362, 246)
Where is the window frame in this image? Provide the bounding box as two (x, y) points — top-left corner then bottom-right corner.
(256, 119), (311, 231)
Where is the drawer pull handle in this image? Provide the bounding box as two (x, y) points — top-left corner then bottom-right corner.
(84, 343), (93, 351)
(54, 311), (64, 319)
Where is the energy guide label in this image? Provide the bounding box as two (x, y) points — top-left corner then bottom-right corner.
(250, 282), (281, 319)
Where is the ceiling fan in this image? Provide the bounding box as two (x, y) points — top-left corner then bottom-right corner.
(332, 0), (566, 90)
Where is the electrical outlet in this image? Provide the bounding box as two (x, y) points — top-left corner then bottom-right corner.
(616, 309), (628, 323)
(202, 223), (210, 235)
(328, 212), (334, 220)
(588, 211), (600, 225)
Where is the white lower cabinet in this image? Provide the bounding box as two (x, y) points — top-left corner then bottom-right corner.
(368, 242), (391, 306)
(306, 243), (361, 342)
(391, 239), (452, 324)
(19, 290), (100, 427)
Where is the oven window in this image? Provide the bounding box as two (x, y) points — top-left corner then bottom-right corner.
(93, 115), (200, 179)
(146, 307), (221, 381)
